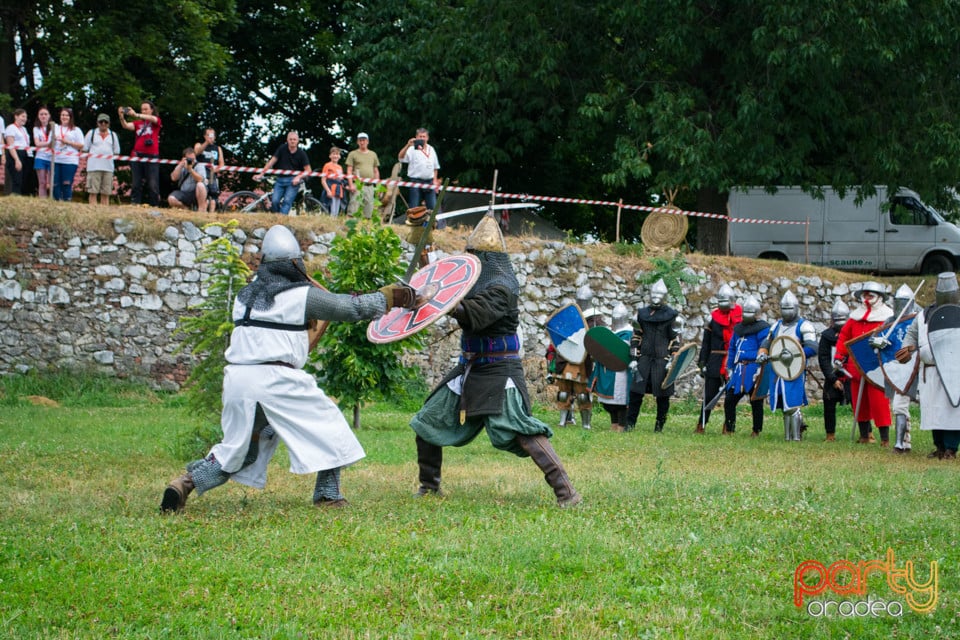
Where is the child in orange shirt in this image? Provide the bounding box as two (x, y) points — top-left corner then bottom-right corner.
(321, 146), (345, 217)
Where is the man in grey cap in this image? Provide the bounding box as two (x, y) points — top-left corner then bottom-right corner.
(896, 272), (960, 459)
(345, 132), (380, 218)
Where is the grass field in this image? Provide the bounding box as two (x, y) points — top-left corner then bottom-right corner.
(0, 378), (956, 639)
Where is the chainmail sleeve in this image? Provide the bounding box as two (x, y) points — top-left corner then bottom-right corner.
(304, 287), (386, 323)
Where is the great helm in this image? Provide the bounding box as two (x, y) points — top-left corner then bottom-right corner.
(716, 283), (735, 311)
(853, 281), (887, 302)
(830, 299), (850, 324)
(649, 278), (668, 308)
(935, 272), (960, 306)
(742, 295), (761, 322)
(779, 290), (799, 323)
(261, 225), (302, 263)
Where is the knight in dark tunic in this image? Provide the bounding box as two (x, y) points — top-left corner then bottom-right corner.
(625, 278), (681, 432)
(409, 214), (582, 507)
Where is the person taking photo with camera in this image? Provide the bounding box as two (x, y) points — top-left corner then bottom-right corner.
(168, 146), (208, 210)
(397, 127), (440, 211)
(118, 100), (162, 206)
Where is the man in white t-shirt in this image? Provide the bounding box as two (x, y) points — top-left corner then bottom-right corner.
(83, 113), (121, 205)
(397, 127), (440, 211)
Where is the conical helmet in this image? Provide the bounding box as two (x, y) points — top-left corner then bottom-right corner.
(780, 290), (798, 323)
(935, 272), (960, 306)
(611, 302), (632, 332)
(742, 295), (761, 322)
(717, 283), (735, 311)
(465, 212), (506, 252)
(830, 299), (850, 324)
(893, 284), (915, 316)
(261, 225), (302, 262)
(576, 285), (597, 319)
(649, 278), (668, 308)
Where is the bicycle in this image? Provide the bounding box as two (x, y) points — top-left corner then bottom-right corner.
(222, 176), (328, 215)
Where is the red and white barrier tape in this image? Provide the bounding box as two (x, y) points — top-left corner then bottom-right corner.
(3, 142), (807, 224)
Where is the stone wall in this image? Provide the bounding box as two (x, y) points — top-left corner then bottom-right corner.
(0, 218), (864, 401)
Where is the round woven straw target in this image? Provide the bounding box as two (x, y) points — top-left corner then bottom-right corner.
(641, 206), (688, 250)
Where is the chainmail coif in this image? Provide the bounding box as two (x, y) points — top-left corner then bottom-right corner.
(237, 258), (312, 311)
(466, 250), (519, 297)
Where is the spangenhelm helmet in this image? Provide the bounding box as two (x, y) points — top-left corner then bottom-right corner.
(830, 299), (850, 325)
(261, 225), (302, 263)
(742, 295), (761, 323)
(465, 212), (507, 252)
(779, 290), (799, 323)
(716, 283), (735, 311)
(649, 278), (668, 308)
(935, 272), (960, 306)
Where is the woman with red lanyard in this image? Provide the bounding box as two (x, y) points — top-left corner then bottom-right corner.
(118, 100), (162, 206)
(4, 109), (32, 195)
(32, 106), (53, 198)
(52, 107), (84, 202)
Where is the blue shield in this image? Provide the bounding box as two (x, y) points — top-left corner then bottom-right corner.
(546, 304), (588, 364)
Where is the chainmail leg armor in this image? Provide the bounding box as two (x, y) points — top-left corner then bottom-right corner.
(313, 467), (344, 502)
(189, 453), (230, 494)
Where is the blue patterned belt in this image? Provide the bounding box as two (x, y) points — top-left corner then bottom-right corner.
(460, 335), (521, 365)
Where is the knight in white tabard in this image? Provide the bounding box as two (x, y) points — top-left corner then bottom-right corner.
(161, 225), (420, 513)
(896, 272), (960, 460)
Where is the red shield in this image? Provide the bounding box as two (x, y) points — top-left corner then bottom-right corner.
(367, 254), (481, 344)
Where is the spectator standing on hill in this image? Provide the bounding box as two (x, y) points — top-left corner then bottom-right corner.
(83, 113), (121, 205)
(52, 108), (84, 202)
(346, 132), (380, 218)
(4, 108), (32, 195)
(321, 146), (345, 217)
(255, 131), (312, 215)
(118, 101), (162, 206)
(32, 107), (53, 198)
(195, 128), (225, 212)
(397, 128), (440, 211)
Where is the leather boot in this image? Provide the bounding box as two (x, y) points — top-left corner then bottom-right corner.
(161, 473), (194, 513)
(415, 435), (443, 496)
(516, 434), (582, 507)
(654, 420), (665, 433)
(694, 423), (705, 434)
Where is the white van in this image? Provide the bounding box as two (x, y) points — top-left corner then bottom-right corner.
(728, 186), (960, 274)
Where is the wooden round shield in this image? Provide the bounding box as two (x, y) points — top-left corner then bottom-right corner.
(641, 206), (688, 250)
(367, 254), (481, 344)
(768, 334), (806, 381)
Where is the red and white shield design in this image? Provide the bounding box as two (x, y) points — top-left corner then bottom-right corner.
(367, 254), (482, 344)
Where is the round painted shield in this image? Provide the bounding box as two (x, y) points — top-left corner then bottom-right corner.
(769, 334), (806, 381)
(367, 254), (481, 344)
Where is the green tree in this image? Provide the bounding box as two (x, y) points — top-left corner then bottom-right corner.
(308, 216), (424, 429)
(580, 0), (960, 251)
(175, 220), (251, 419)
